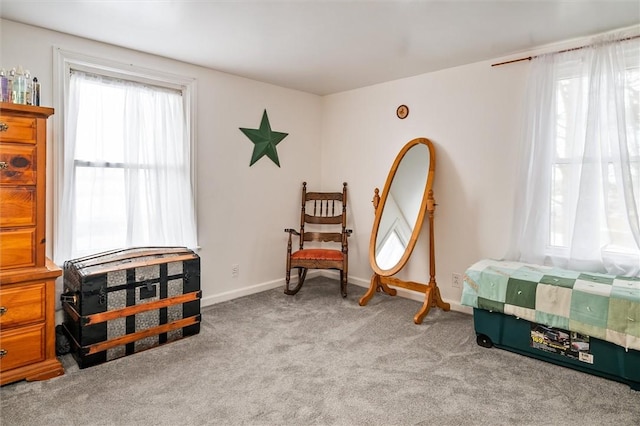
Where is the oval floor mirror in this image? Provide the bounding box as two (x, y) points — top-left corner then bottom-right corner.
(359, 137), (450, 324)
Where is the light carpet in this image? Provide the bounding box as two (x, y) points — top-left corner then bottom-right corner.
(1, 277), (639, 425)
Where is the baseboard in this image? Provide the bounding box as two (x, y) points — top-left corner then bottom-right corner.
(200, 270), (323, 307)
(56, 270), (471, 321)
(319, 271), (472, 315)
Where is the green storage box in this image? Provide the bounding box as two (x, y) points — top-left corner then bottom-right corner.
(473, 308), (640, 390)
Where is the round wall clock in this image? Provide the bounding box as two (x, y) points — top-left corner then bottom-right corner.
(396, 104), (409, 119)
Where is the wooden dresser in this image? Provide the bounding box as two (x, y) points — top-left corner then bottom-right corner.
(0, 102), (63, 385)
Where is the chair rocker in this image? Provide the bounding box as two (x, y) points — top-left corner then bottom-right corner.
(285, 182), (352, 297)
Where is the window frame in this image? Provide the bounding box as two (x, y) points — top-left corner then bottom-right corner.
(52, 47), (198, 258)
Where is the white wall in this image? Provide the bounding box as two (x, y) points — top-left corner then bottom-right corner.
(0, 19), (323, 306)
(321, 58), (530, 311)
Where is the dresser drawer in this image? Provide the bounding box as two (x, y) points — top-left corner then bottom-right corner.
(0, 323), (45, 372)
(0, 228), (36, 269)
(0, 282), (45, 328)
(0, 144), (37, 185)
(0, 115), (36, 144)
(0, 187), (36, 227)
(0, 104), (61, 385)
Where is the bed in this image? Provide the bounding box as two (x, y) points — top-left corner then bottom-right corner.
(461, 259), (640, 390)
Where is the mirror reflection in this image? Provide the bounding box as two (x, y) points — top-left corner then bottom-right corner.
(374, 142), (430, 271)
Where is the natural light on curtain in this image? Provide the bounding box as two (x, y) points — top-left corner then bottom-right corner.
(55, 71), (197, 262)
(508, 32), (640, 276)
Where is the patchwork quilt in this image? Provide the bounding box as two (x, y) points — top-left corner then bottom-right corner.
(461, 259), (640, 351)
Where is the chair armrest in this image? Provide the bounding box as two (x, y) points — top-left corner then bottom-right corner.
(342, 230), (353, 253)
(285, 228), (300, 236)
(342, 229), (353, 247)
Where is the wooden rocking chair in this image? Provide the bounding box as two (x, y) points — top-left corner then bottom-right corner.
(284, 182), (352, 297)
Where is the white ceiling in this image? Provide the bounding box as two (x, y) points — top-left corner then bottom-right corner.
(1, 1), (639, 95)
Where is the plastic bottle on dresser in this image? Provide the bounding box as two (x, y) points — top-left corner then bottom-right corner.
(0, 69), (9, 102)
(24, 69), (32, 105)
(12, 66), (26, 104)
(9, 68), (16, 103)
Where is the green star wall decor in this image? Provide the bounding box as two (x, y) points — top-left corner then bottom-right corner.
(239, 110), (288, 167)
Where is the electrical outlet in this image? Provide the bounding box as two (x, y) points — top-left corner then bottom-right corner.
(231, 263), (239, 278)
(452, 272), (462, 288)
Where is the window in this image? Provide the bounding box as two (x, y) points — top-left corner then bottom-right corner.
(508, 34), (640, 276)
(54, 50), (197, 262)
(550, 56), (640, 255)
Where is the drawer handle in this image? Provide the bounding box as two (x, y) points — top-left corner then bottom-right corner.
(0, 349), (6, 358)
(0, 306), (6, 315)
(0, 122), (7, 132)
(0, 162), (7, 170)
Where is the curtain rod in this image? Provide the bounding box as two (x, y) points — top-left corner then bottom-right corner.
(491, 34), (640, 67)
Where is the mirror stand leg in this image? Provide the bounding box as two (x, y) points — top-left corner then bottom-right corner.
(414, 289), (433, 324)
(413, 281), (450, 324)
(359, 274), (379, 306)
(431, 282), (450, 311)
(378, 278), (397, 296)
(359, 273), (398, 306)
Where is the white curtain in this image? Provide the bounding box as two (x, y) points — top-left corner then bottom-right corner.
(507, 33), (640, 276)
(55, 71), (197, 263)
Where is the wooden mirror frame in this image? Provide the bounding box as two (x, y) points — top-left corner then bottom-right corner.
(369, 138), (433, 277)
(359, 137), (450, 324)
